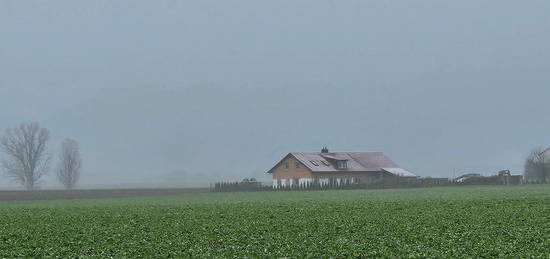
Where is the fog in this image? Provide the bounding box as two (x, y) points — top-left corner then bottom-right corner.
(1, 0), (550, 188)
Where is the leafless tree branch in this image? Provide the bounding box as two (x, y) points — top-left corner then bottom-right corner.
(57, 139), (82, 189)
(524, 147), (549, 183)
(0, 122), (51, 190)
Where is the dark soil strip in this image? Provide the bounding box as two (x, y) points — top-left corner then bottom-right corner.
(0, 188), (210, 201)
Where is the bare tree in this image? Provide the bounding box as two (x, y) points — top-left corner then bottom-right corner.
(57, 139), (82, 189)
(0, 122), (51, 190)
(524, 147), (549, 183)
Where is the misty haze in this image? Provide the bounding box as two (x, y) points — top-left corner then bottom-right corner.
(1, 0), (550, 257)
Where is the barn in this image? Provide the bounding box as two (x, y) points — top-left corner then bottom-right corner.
(267, 147), (418, 188)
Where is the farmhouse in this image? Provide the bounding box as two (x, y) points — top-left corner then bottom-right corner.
(267, 147), (418, 188)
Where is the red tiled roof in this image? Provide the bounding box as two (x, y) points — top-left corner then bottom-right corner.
(267, 151), (418, 177)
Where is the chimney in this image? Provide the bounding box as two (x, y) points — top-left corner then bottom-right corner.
(321, 147), (329, 153)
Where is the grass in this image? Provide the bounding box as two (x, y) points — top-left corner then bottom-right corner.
(1, 186), (550, 257)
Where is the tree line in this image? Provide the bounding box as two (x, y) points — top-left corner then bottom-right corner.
(0, 122), (82, 190)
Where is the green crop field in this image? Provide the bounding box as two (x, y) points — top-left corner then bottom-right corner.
(1, 186), (550, 258)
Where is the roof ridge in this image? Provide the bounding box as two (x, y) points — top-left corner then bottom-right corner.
(292, 151), (383, 154)
(269, 151), (415, 176)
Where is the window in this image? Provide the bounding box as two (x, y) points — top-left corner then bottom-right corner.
(337, 160), (347, 169)
(295, 162), (300, 168)
(284, 162), (289, 169)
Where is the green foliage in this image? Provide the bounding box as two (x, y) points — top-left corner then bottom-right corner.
(1, 186), (550, 257)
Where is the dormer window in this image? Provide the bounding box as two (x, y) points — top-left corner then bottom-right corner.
(337, 160), (348, 169)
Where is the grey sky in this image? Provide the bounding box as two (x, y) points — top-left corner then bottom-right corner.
(1, 0), (549, 188)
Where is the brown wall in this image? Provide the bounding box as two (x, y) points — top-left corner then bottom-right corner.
(271, 155), (313, 179)
(313, 171), (390, 183)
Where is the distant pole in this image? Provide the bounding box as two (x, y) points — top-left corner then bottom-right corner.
(453, 168), (456, 181)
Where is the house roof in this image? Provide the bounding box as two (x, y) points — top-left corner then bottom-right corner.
(268, 151), (418, 177)
(381, 167), (418, 178)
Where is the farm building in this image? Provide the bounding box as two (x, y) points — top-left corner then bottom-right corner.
(454, 171), (523, 185)
(267, 147), (418, 188)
